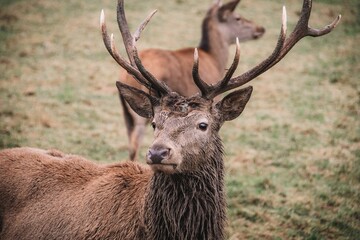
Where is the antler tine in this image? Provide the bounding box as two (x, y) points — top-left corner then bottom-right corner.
(207, 38), (241, 99)
(211, 0), (340, 97)
(308, 14), (341, 36)
(192, 48), (211, 96)
(131, 9), (172, 94)
(134, 9), (158, 42)
(100, 9), (151, 89)
(214, 0), (222, 6)
(116, 0), (135, 66)
(116, 0), (171, 95)
(210, 5), (287, 96)
(100, 0), (171, 95)
(133, 49), (172, 95)
(263, 0), (341, 70)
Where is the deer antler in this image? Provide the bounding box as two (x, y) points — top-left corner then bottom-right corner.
(194, 0), (341, 99)
(192, 38), (241, 97)
(100, 0), (171, 95)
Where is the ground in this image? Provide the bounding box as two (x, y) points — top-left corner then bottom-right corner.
(0, 0), (359, 239)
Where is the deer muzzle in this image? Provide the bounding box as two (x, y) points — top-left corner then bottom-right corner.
(253, 26), (265, 39)
(146, 144), (181, 174)
(147, 147), (170, 164)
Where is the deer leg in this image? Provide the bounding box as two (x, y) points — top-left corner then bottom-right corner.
(129, 117), (147, 161)
(119, 93), (148, 161)
(119, 93), (135, 160)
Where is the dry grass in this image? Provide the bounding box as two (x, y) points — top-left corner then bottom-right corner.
(1, 0), (359, 239)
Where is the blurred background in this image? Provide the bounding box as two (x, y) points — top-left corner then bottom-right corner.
(0, 0), (359, 239)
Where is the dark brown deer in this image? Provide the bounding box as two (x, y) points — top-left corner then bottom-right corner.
(0, 0), (340, 239)
(120, 0), (266, 161)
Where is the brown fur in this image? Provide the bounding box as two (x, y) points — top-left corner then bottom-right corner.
(120, 0), (265, 160)
(0, 148), (151, 239)
(0, 84), (253, 239)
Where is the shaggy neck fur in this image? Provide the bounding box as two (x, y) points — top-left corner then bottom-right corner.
(143, 138), (226, 240)
(198, 13), (229, 74)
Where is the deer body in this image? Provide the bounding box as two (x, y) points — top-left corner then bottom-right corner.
(0, 129), (225, 240)
(0, 148), (150, 239)
(0, 0), (340, 239)
(122, 48), (222, 97)
(120, 0), (265, 160)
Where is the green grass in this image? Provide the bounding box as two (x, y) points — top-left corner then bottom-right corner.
(1, 0), (359, 239)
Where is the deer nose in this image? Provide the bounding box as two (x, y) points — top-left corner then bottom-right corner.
(254, 26), (265, 38)
(147, 147), (170, 164)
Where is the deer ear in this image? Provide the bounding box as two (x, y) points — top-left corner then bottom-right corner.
(215, 86), (252, 122)
(218, 0), (240, 19)
(116, 81), (158, 119)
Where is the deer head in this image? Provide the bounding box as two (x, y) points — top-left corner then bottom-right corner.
(215, 0), (265, 42)
(101, 0), (340, 174)
(117, 81), (252, 174)
(200, 0), (265, 50)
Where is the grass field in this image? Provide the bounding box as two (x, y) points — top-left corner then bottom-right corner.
(1, 0), (359, 239)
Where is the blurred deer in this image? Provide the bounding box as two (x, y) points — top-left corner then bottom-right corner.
(0, 0), (340, 239)
(120, 0), (266, 160)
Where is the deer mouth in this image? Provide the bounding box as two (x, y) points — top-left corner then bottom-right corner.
(148, 163), (178, 174)
(148, 163), (177, 168)
(253, 31), (264, 39)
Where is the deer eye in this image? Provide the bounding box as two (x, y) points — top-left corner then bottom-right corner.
(151, 122), (156, 130)
(198, 122), (208, 131)
(189, 102), (198, 108)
